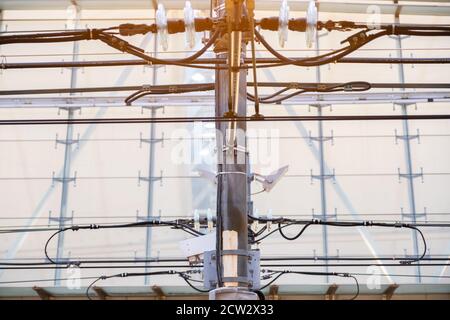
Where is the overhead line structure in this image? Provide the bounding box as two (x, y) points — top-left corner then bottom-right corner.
(0, 0), (449, 300)
(1, 114), (450, 126)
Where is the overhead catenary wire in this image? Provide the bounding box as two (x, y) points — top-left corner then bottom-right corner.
(1, 81), (448, 97)
(259, 270), (360, 300)
(42, 220), (204, 265)
(2, 23), (450, 71)
(250, 217), (434, 265)
(2, 114), (450, 126)
(1, 263), (449, 271)
(1, 12), (450, 296)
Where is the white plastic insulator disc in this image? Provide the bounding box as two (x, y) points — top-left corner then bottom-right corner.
(184, 1), (196, 48)
(156, 4), (169, 51)
(278, 0), (289, 48)
(306, 1), (318, 48)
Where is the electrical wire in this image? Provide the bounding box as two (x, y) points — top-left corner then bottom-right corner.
(252, 219), (434, 265)
(179, 273), (210, 293)
(2, 24), (449, 72)
(43, 220), (204, 265)
(85, 270), (180, 300)
(1, 81), (446, 97)
(260, 270), (360, 300)
(2, 114), (450, 126)
(3, 56), (450, 70)
(247, 82), (371, 104)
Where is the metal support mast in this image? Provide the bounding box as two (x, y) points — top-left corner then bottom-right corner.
(143, 13), (159, 286)
(54, 2), (80, 285)
(393, 4), (422, 282)
(210, 0), (257, 300)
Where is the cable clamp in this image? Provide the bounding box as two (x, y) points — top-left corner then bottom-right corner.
(343, 84), (353, 91)
(68, 261), (81, 267)
(288, 82), (301, 89)
(0, 55), (6, 70)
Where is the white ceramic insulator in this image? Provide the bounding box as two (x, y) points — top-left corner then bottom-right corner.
(184, 1), (196, 48)
(278, 0), (289, 48)
(156, 3), (169, 51)
(306, 1), (318, 48)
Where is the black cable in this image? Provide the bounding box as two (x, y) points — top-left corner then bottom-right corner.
(3, 56), (450, 70)
(3, 81), (445, 96)
(43, 220), (204, 265)
(278, 222), (313, 241)
(259, 271), (286, 291)
(260, 270), (360, 300)
(248, 82), (372, 104)
(253, 219), (430, 265)
(2, 262), (450, 270)
(86, 275), (110, 300)
(179, 274), (210, 293)
(216, 165), (223, 287)
(124, 83), (214, 105)
(85, 270), (177, 300)
(44, 228), (71, 264)
(255, 28), (450, 68)
(3, 114), (450, 126)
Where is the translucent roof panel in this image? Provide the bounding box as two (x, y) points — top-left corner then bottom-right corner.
(0, 3), (449, 297)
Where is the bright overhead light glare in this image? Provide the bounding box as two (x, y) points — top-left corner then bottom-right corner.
(191, 72), (206, 82)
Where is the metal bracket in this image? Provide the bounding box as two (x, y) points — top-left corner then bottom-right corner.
(48, 210), (74, 225)
(203, 249), (260, 290)
(141, 105), (165, 114)
(138, 170), (163, 186)
(312, 208), (338, 220)
(309, 130), (334, 146)
(395, 129), (420, 144)
(135, 210), (162, 223)
(55, 133), (80, 149)
(308, 104), (333, 112)
(57, 106), (81, 114)
(139, 132), (164, 148)
(398, 167), (424, 183)
(311, 168), (336, 184)
(393, 101), (417, 111)
(400, 207), (427, 221)
(52, 171), (77, 187)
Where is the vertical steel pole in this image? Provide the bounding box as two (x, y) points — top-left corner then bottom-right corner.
(54, 4), (80, 285)
(144, 25), (159, 285)
(211, 0), (255, 300)
(314, 31), (330, 281)
(394, 9), (421, 282)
